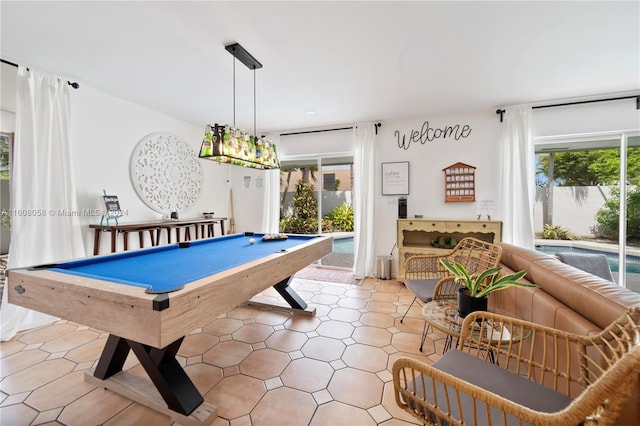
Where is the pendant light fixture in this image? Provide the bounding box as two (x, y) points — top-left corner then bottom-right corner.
(199, 43), (280, 169)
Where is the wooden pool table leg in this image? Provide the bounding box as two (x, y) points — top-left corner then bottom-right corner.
(128, 339), (203, 415)
(93, 334), (130, 377)
(248, 274), (316, 316)
(91, 335), (204, 416)
(273, 276), (308, 310)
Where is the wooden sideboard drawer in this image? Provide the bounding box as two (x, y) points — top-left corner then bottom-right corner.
(446, 221), (499, 232)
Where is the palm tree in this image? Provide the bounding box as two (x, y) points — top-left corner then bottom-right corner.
(280, 167), (294, 218)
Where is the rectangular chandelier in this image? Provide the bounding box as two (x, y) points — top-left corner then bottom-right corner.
(199, 43), (279, 169)
(199, 123), (280, 169)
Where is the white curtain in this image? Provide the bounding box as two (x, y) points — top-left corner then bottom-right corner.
(353, 123), (376, 278)
(499, 107), (535, 248)
(1, 66), (85, 341)
(260, 169), (280, 234)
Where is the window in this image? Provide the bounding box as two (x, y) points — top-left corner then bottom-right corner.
(0, 132), (12, 255)
(279, 155), (354, 269)
(534, 132), (640, 293)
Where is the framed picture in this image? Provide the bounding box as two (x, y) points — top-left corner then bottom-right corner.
(382, 161), (409, 195)
(102, 195), (123, 218)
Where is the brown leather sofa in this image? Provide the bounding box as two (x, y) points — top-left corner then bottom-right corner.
(491, 242), (640, 425)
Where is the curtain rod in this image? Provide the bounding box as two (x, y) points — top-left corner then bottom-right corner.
(496, 95), (639, 122)
(532, 95), (640, 110)
(1, 58), (80, 89)
(280, 122), (381, 137)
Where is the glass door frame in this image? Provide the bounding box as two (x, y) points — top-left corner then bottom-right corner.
(279, 152), (354, 268)
(534, 129), (640, 289)
(279, 152), (354, 235)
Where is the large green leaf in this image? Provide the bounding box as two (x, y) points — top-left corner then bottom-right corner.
(439, 258), (534, 298)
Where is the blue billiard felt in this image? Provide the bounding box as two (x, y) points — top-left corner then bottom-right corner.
(50, 234), (316, 293)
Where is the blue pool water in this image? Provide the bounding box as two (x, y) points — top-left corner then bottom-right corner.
(535, 245), (640, 274)
(333, 237), (354, 253)
(332, 239), (640, 273)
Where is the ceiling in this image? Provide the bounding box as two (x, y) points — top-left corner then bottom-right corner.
(1, 1), (639, 134)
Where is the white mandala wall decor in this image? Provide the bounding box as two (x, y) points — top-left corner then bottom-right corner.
(130, 132), (203, 214)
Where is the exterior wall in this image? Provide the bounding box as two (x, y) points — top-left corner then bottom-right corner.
(273, 184), (615, 237)
(282, 169), (353, 192)
(533, 186), (613, 238)
(280, 190), (352, 217)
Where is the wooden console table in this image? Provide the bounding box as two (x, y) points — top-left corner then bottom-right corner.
(397, 218), (502, 281)
(90, 217), (227, 255)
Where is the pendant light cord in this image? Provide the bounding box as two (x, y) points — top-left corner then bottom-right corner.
(232, 52), (236, 127)
(253, 67), (257, 138)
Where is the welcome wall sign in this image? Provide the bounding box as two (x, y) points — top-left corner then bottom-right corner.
(395, 120), (472, 150)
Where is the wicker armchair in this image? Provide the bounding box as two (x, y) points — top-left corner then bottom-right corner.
(400, 238), (502, 351)
(392, 306), (640, 426)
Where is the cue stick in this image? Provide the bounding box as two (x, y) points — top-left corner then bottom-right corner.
(228, 188), (236, 234)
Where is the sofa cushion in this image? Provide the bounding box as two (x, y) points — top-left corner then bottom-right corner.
(496, 242), (640, 425)
(498, 243), (553, 274)
(404, 278), (440, 303)
(499, 242), (640, 329)
(407, 349), (573, 425)
(555, 252), (615, 281)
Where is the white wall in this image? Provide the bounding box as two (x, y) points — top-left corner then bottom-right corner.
(227, 165), (271, 234)
(1, 110), (15, 132)
(70, 86), (232, 255)
(533, 186), (613, 237)
(1, 63), (286, 257)
(274, 118), (497, 218)
(273, 126), (353, 158)
(7, 61), (631, 269)
(267, 114), (502, 276)
(373, 111), (503, 274)
(1, 64), (228, 256)
(67, 93), (634, 271)
(533, 96), (640, 137)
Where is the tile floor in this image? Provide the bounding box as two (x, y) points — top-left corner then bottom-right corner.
(0, 271), (449, 426)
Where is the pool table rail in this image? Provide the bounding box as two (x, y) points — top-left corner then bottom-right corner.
(7, 235), (333, 349)
(8, 268), (162, 344)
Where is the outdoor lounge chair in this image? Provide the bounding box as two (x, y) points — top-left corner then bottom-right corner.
(555, 252), (615, 282)
(392, 306), (640, 426)
(400, 238), (502, 351)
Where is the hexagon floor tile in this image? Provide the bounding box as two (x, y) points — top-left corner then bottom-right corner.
(0, 273), (435, 425)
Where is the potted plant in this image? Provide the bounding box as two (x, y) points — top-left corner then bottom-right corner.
(439, 258), (536, 317)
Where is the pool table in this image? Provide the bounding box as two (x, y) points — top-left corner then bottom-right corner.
(7, 233), (332, 425)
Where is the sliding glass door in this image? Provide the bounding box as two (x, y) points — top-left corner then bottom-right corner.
(0, 132), (12, 255)
(320, 158), (354, 268)
(624, 136), (640, 292)
(279, 159), (319, 234)
(279, 155), (354, 268)
(534, 131), (640, 293)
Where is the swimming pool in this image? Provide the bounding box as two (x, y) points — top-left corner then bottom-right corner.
(535, 245), (640, 274)
(332, 239), (640, 273)
(333, 237), (354, 253)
